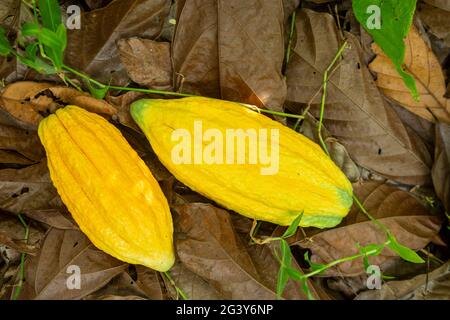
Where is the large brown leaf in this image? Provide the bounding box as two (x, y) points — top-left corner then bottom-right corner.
(174, 203), (314, 299)
(15, 228), (127, 300)
(369, 26), (450, 124)
(66, 0), (170, 84)
(285, 9), (432, 185)
(423, 0), (450, 11)
(173, 0), (286, 111)
(293, 182), (443, 276)
(172, 0), (220, 97)
(432, 123), (450, 212)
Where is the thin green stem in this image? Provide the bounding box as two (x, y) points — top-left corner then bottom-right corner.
(284, 10), (296, 69)
(163, 271), (188, 300)
(12, 214), (29, 300)
(318, 41), (348, 156)
(107, 85), (194, 97)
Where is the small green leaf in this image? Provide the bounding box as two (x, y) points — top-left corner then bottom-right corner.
(304, 251), (326, 273)
(353, 0), (419, 100)
(282, 212), (303, 239)
(301, 278), (315, 300)
(38, 0), (62, 31)
(387, 236), (425, 263)
(276, 267), (289, 300)
(0, 27), (12, 56)
(86, 80), (109, 99)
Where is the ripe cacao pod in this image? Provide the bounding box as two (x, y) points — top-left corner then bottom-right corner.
(131, 97), (353, 229)
(38, 105), (174, 271)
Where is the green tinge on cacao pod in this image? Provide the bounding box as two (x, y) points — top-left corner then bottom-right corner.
(38, 105), (174, 271)
(131, 97), (353, 229)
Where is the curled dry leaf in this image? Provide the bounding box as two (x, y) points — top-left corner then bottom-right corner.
(15, 228), (127, 300)
(174, 203), (316, 300)
(293, 181), (443, 277)
(369, 26), (450, 124)
(356, 262), (450, 300)
(286, 9), (432, 186)
(118, 38), (172, 90)
(0, 82), (117, 129)
(107, 90), (145, 132)
(173, 0), (287, 111)
(432, 123), (450, 212)
(66, 0), (170, 84)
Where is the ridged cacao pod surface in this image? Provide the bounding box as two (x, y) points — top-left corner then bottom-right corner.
(131, 97), (353, 229)
(38, 105), (174, 272)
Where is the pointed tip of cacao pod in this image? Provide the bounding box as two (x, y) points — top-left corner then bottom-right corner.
(130, 99), (154, 124)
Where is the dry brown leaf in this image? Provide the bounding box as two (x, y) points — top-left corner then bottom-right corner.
(0, 82), (117, 129)
(432, 123), (450, 212)
(66, 0), (170, 84)
(423, 0), (450, 11)
(217, 0), (287, 111)
(300, 114), (361, 182)
(0, 214), (43, 254)
(134, 265), (165, 300)
(174, 203), (316, 300)
(107, 91), (145, 132)
(118, 38), (172, 90)
(172, 0), (220, 97)
(15, 228), (127, 300)
(418, 3), (450, 48)
(84, 272), (148, 300)
(173, 0), (287, 111)
(293, 182), (442, 276)
(369, 26), (450, 124)
(163, 260), (223, 300)
(286, 9), (432, 185)
(356, 262), (450, 300)
(0, 124), (45, 162)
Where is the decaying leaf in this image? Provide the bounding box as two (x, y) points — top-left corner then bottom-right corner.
(15, 228), (127, 300)
(118, 38), (172, 90)
(418, 2), (450, 48)
(286, 9), (432, 185)
(300, 114), (361, 182)
(66, 0), (170, 84)
(356, 262), (450, 300)
(135, 265), (165, 300)
(423, 0), (450, 11)
(0, 214), (43, 254)
(84, 272), (148, 300)
(432, 123), (450, 212)
(174, 203), (316, 300)
(163, 260), (223, 300)
(0, 82), (117, 129)
(369, 26), (450, 124)
(292, 182), (443, 276)
(173, 0), (287, 111)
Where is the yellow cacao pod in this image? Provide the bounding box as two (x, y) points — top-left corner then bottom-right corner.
(38, 106), (174, 272)
(131, 97), (353, 229)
